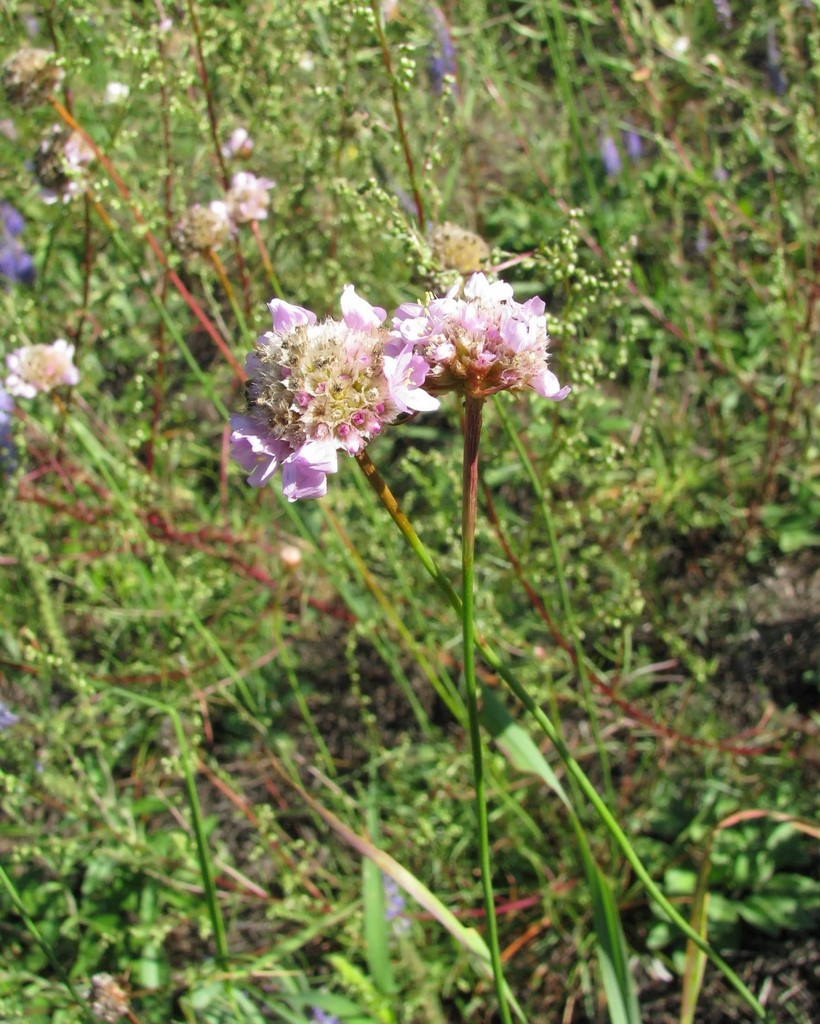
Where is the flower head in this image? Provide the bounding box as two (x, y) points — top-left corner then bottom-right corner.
(310, 1010), (340, 1024)
(0, 384), (16, 473)
(89, 973), (131, 1024)
(0, 700), (19, 732)
(221, 127), (254, 160)
(33, 126), (95, 204)
(172, 202), (231, 253)
(5, 339), (80, 398)
(431, 221), (489, 275)
(390, 273), (570, 401)
(2, 47), (63, 107)
(599, 134), (622, 178)
(231, 286), (438, 501)
(427, 5), (458, 96)
(1, 203), (35, 286)
(225, 171), (275, 224)
(384, 875), (411, 936)
(103, 81), (130, 105)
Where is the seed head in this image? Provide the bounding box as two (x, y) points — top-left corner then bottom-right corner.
(172, 202), (230, 253)
(2, 48), (64, 107)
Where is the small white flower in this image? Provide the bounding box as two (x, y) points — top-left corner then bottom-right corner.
(103, 81), (130, 105)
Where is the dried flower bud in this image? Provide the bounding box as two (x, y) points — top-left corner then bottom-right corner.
(2, 48), (64, 107)
(33, 126), (95, 203)
(431, 222), (490, 275)
(172, 202), (230, 253)
(89, 973), (130, 1023)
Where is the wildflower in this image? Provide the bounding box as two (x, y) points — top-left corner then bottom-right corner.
(221, 127), (254, 160)
(0, 385), (16, 473)
(384, 875), (411, 936)
(431, 222), (490, 275)
(599, 134), (622, 178)
(88, 973), (130, 1023)
(766, 26), (787, 95)
(5, 339), (80, 398)
(225, 171), (275, 224)
(103, 81), (130, 104)
(713, 0), (732, 28)
(390, 272), (570, 401)
(2, 47), (63, 107)
(172, 202), (231, 253)
(622, 127), (643, 164)
(1, 202), (24, 238)
(33, 126), (95, 204)
(1, 202), (35, 286)
(0, 700), (19, 732)
(310, 1010), (340, 1024)
(231, 286), (438, 501)
(427, 4), (458, 95)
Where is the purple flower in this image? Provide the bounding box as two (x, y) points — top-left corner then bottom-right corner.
(0, 700), (19, 731)
(427, 4), (457, 96)
(713, 0), (732, 28)
(221, 127), (254, 160)
(1, 202), (25, 237)
(384, 875), (411, 936)
(599, 134), (622, 178)
(622, 128), (643, 164)
(0, 385), (16, 473)
(5, 339), (80, 398)
(767, 27), (787, 95)
(310, 1010), (340, 1024)
(0, 239), (35, 286)
(225, 171), (275, 224)
(390, 272), (570, 401)
(231, 286), (439, 501)
(0, 202), (35, 286)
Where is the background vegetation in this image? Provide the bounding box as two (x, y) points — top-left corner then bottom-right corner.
(0, 1), (817, 1022)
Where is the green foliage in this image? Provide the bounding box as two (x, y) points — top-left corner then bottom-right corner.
(1, 0), (817, 1022)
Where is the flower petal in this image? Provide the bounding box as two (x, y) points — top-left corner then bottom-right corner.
(267, 298), (316, 333)
(340, 284), (386, 330)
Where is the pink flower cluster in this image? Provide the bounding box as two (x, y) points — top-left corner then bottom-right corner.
(5, 338), (79, 398)
(230, 286), (438, 501)
(390, 273), (571, 401)
(231, 274), (569, 500)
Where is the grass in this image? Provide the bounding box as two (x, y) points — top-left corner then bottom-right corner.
(0, 1), (818, 1022)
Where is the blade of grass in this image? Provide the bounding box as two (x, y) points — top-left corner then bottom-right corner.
(482, 688), (641, 1024)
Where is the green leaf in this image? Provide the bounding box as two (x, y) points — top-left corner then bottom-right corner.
(481, 690), (641, 1024)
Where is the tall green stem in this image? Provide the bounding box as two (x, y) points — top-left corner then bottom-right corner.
(354, 452), (767, 1020)
(461, 396), (513, 1024)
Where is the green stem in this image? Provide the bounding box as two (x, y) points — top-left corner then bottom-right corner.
(369, 0), (426, 231)
(461, 396), (513, 1024)
(354, 452), (767, 1020)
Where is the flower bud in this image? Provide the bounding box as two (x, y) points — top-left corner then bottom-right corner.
(2, 48), (63, 107)
(172, 202), (230, 253)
